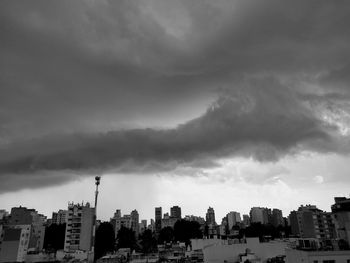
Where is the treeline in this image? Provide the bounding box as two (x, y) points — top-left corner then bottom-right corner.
(95, 219), (203, 259)
(43, 221), (290, 260)
(240, 223), (291, 241)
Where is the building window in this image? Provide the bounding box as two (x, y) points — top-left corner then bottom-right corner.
(323, 260), (335, 263)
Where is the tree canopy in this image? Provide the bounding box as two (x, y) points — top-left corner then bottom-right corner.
(43, 223), (66, 252)
(140, 229), (157, 254)
(95, 222), (115, 260)
(116, 226), (137, 251)
(158, 226), (174, 244)
(174, 220), (203, 246)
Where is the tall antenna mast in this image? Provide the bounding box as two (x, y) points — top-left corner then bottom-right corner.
(91, 176), (101, 262)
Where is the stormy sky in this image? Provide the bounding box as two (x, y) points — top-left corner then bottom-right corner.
(1, 0), (350, 221)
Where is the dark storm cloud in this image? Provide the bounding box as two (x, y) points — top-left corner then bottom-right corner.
(0, 77), (342, 192)
(1, 1), (350, 191)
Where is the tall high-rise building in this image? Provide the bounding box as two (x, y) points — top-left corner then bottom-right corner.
(184, 215), (206, 225)
(131, 210), (139, 235)
(110, 210), (132, 237)
(52, 210), (68, 225)
(289, 205), (335, 241)
(155, 207), (162, 234)
(162, 213), (178, 228)
(250, 207), (269, 224)
(114, 210), (121, 219)
(226, 211), (241, 230)
(148, 219), (155, 232)
(331, 197), (350, 245)
(206, 207), (216, 225)
(271, 209), (284, 227)
(64, 202), (94, 252)
(170, 206), (182, 220)
(139, 219), (147, 233)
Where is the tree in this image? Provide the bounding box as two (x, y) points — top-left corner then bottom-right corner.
(243, 223), (264, 240)
(174, 220), (203, 246)
(43, 223), (66, 253)
(140, 229), (157, 254)
(204, 224), (209, 238)
(95, 222), (115, 260)
(116, 226), (137, 251)
(158, 226), (174, 244)
(240, 223), (290, 241)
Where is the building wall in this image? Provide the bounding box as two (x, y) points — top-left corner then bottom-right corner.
(9, 207), (34, 225)
(0, 240), (20, 263)
(290, 211), (300, 236)
(286, 248), (350, 263)
(332, 197), (350, 244)
(0, 225), (3, 253)
(80, 206), (94, 252)
(301, 211), (315, 238)
(191, 238), (224, 251)
(334, 212), (350, 243)
(202, 238), (287, 263)
(0, 225), (31, 263)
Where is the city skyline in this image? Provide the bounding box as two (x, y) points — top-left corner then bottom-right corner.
(1, 1), (350, 224)
(0, 191), (345, 224)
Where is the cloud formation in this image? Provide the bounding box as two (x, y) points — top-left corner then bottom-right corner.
(0, 76), (346, 192)
(1, 0), (350, 192)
